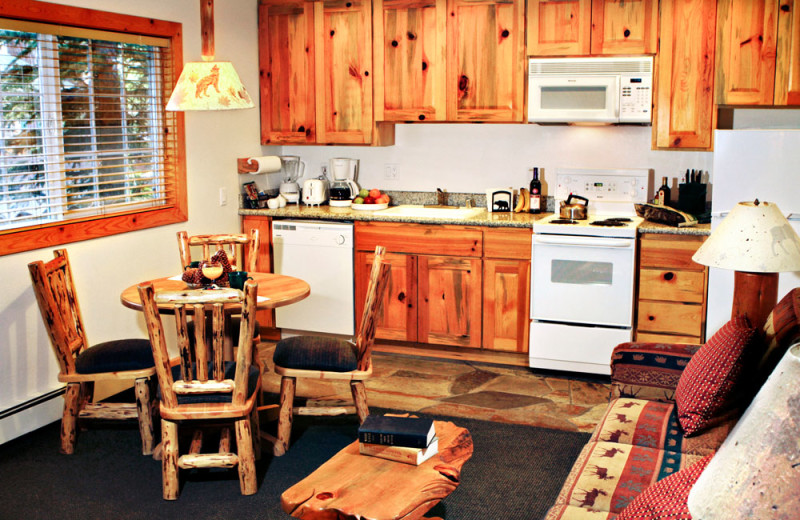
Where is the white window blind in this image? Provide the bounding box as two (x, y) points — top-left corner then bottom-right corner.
(0, 21), (178, 231)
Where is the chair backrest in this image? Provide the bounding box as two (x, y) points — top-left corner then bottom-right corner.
(137, 280), (258, 410)
(355, 246), (391, 371)
(28, 249), (87, 376)
(177, 230), (259, 272)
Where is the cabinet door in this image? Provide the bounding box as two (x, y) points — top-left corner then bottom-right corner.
(526, 0), (591, 56)
(654, 0), (717, 149)
(374, 0), (447, 121)
(259, 0), (317, 144)
(418, 255), (482, 348)
(716, 0), (780, 105)
(356, 251), (418, 342)
(241, 215), (277, 334)
(315, 0), (374, 143)
(483, 258), (529, 352)
(591, 0), (658, 55)
(446, 0), (525, 121)
(775, 0), (800, 105)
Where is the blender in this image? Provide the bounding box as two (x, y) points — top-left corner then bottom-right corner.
(279, 155), (305, 203)
(328, 158), (360, 207)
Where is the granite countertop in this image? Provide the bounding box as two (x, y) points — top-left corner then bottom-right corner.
(239, 204), (711, 235)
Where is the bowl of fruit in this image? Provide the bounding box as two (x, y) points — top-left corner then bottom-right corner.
(352, 188), (390, 210)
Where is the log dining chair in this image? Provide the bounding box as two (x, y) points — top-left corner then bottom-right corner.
(270, 245), (390, 456)
(137, 280), (261, 500)
(28, 249), (157, 455)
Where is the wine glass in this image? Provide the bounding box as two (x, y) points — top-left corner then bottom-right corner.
(201, 261), (223, 287)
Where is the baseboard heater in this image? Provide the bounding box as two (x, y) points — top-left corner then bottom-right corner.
(0, 387), (64, 445)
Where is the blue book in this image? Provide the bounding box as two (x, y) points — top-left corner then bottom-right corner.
(358, 415), (435, 448)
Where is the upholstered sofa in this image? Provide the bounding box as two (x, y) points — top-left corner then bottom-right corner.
(544, 288), (800, 519)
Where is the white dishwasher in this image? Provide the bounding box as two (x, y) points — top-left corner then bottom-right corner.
(271, 220), (354, 336)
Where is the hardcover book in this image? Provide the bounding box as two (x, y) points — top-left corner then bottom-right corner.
(359, 437), (439, 466)
(357, 415), (436, 448)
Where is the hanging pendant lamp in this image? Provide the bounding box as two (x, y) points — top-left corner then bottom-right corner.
(166, 0), (254, 111)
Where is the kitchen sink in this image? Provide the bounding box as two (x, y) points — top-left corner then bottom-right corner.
(377, 205), (484, 219)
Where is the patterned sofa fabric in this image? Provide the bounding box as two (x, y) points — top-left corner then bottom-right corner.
(610, 343), (701, 402)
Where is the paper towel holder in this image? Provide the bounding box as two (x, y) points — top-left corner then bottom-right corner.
(237, 156), (281, 174)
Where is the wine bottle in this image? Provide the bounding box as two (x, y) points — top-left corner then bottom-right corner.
(657, 176), (671, 206)
(529, 168), (542, 214)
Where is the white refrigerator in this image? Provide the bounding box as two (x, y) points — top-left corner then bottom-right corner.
(706, 129), (800, 335)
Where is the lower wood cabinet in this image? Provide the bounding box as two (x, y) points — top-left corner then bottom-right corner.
(241, 215), (278, 336)
(355, 221), (531, 352)
(634, 234), (708, 344)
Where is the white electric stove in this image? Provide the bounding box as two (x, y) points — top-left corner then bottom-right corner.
(530, 168), (649, 375)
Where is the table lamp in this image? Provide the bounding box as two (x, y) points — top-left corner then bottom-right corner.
(166, 0), (254, 111)
(692, 200), (800, 329)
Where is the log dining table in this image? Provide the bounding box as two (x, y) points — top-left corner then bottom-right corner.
(120, 272), (310, 355)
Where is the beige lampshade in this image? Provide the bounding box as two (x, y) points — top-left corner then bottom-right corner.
(166, 61), (254, 111)
(692, 201), (800, 273)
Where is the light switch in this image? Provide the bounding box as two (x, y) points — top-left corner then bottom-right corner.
(219, 187), (227, 206)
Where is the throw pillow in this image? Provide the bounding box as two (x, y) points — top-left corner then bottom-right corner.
(615, 454), (713, 520)
(674, 316), (757, 436)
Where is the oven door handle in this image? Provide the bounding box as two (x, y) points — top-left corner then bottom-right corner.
(533, 235), (633, 248)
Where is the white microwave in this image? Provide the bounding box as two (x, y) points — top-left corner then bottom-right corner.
(527, 56), (653, 124)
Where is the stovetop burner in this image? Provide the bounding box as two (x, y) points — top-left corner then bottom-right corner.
(549, 219), (580, 225)
(590, 217), (634, 227)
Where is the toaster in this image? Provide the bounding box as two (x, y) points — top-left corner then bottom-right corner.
(302, 178), (328, 206)
(486, 188), (513, 212)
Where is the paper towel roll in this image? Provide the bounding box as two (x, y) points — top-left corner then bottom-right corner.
(247, 155), (282, 174)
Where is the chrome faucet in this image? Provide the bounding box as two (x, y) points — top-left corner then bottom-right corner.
(436, 188), (448, 206)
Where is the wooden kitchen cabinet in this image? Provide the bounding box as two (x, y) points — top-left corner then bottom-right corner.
(258, 0), (394, 145)
(635, 234), (708, 344)
(356, 249), (418, 341)
(482, 228), (531, 352)
(653, 0), (717, 150)
(526, 0), (656, 56)
(446, 0), (526, 121)
(775, 0), (800, 105)
(715, 0), (780, 105)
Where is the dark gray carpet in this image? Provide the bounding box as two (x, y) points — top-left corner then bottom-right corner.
(0, 410), (587, 519)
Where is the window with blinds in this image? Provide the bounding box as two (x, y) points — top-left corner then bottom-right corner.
(0, 17), (182, 236)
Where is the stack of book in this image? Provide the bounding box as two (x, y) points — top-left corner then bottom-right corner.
(358, 414), (438, 466)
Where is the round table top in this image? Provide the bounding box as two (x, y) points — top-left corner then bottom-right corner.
(120, 272), (310, 311)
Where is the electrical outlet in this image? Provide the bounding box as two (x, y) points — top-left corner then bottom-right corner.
(320, 164), (328, 177)
(384, 163), (398, 180)
(218, 187), (227, 206)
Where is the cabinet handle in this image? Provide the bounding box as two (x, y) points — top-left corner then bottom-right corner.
(663, 272), (675, 281)
(648, 315), (655, 321)
(397, 292), (405, 302)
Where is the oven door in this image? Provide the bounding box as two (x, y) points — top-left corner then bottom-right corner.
(531, 234), (635, 327)
(527, 76), (619, 123)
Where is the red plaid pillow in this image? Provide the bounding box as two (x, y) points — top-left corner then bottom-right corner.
(616, 454), (713, 520)
(674, 316), (757, 435)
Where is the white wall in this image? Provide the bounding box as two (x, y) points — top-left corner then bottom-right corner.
(0, 0), (274, 443)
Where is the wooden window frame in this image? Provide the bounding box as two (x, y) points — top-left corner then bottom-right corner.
(0, 0), (186, 256)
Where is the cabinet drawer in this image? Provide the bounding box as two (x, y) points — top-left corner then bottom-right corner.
(638, 268), (705, 303)
(639, 234), (706, 270)
(637, 301), (704, 337)
(634, 331), (703, 345)
(355, 221), (482, 256)
(483, 228), (532, 260)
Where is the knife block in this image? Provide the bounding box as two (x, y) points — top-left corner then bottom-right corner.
(678, 183), (706, 215)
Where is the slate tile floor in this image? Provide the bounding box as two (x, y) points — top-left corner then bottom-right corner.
(258, 344), (611, 433)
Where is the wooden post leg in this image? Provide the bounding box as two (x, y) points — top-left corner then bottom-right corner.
(135, 377), (155, 455)
(274, 376), (295, 457)
(351, 380), (369, 423)
(60, 383), (81, 454)
(250, 402), (262, 460)
(161, 419), (180, 500)
(235, 418), (258, 495)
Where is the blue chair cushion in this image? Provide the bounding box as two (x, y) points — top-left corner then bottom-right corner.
(273, 336), (359, 372)
(163, 362), (260, 405)
(74, 339), (155, 374)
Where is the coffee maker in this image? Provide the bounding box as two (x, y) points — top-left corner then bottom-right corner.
(328, 158), (360, 207)
(279, 155), (305, 203)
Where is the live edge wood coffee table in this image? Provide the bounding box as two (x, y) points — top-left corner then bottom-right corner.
(281, 420), (473, 520)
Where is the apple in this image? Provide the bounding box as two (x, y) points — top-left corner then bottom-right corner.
(377, 194), (390, 204)
(364, 196), (375, 204)
(353, 196), (364, 204)
(369, 188), (381, 199)
(359, 188), (370, 198)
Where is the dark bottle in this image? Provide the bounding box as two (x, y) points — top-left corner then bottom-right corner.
(657, 176), (671, 206)
(529, 167), (542, 214)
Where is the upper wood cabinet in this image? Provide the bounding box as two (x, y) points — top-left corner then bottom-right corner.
(527, 0), (657, 56)
(259, 0), (393, 145)
(775, 0), (800, 105)
(653, 0), (717, 150)
(373, 0), (524, 122)
(715, 0), (779, 105)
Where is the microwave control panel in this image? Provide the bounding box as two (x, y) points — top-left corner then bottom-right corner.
(619, 75), (652, 123)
